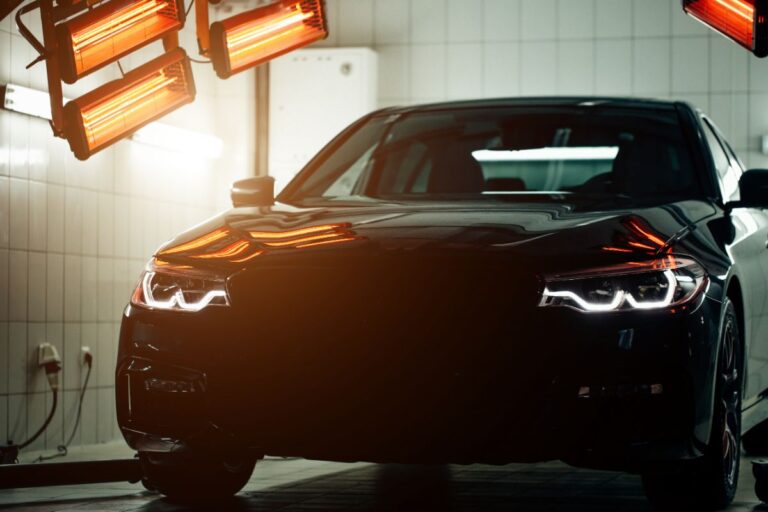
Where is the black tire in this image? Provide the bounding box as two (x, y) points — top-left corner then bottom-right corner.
(757, 478), (768, 503)
(642, 299), (742, 511)
(743, 420), (768, 455)
(139, 452), (256, 503)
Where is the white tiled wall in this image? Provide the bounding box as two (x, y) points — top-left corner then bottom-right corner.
(319, 0), (767, 168)
(0, 16), (254, 453)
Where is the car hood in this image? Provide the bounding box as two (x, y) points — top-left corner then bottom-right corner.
(155, 198), (717, 275)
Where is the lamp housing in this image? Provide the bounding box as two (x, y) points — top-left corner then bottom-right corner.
(682, 0), (768, 57)
(209, 0), (327, 79)
(63, 48), (196, 160)
(56, 0), (186, 84)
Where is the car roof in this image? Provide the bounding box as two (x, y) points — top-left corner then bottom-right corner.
(377, 97), (687, 115)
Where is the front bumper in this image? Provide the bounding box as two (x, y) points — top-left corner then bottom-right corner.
(116, 290), (721, 469)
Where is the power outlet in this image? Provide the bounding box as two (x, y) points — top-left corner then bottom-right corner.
(38, 343), (62, 391)
(81, 346), (92, 366)
(38, 343), (61, 369)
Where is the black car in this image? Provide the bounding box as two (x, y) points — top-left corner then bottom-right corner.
(117, 97), (768, 509)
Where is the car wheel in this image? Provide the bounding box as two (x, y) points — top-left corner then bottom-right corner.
(642, 298), (742, 511)
(757, 478), (768, 504)
(139, 451), (256, 503)
(754, 462), (768, 503)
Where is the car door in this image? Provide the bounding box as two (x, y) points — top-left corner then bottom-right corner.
(703, 117), (768, 402)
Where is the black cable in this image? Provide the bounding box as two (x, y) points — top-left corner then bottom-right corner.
(117, 60), (126, 77)
(18, 391), (58, 450)
(185, 0), (194, 16)
(35, 358), (93, 463)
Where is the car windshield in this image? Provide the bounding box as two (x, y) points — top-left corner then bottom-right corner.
(283, 105), (701, 204)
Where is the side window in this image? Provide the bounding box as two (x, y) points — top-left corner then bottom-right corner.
(722, 137), (746, 174)
(374, 142), (432, 195)
(702, 120), (740, 201)
(323, 146), (375, 197)
(702, 121), (729, 177)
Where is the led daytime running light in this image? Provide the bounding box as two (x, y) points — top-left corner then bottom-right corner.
(624, 270), (677, 309)
(138, 271), (228, 312)
(540, 258), (706, 313)
(541, 288), (627, 313)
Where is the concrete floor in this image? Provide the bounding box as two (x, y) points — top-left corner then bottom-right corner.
(0, 443), (764, 511)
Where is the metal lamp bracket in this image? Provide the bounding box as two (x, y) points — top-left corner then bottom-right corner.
(11, 0), (180, 139)
(13, 0), (70, 137)
(39, 0), (65, 137)
(196, 0), (211, 57)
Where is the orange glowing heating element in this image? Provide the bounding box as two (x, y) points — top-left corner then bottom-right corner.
(57, 0), (184, 84)
(716, 0), (755, 20)
(83, 73), (175, 139)
(210, 0), (327, 79)
(63, 48), (195, 160)
(684, 0), (755, 50)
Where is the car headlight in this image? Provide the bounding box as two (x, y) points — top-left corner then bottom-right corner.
(539, 256), (707, 313)
(131, 260), (230, 312)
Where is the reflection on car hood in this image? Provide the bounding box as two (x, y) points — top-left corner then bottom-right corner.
(156, 199), (717, 275)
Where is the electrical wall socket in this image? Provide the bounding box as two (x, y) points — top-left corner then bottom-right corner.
(38, 343), (62, 391)
(38, 343), (61, 367)
(81, 346), (92, 366)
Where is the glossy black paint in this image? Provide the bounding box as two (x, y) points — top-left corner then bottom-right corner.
(116, 98), (768, 472)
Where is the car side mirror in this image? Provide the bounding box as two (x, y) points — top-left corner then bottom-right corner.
(231, 176), (275, 207)
(735, 169), (768, 208)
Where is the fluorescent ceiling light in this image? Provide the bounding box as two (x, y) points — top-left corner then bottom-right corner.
(132, 123), (223, 159)
(473, 147), (620, 162)
(2, 83), (57, 120)
(1, 82), (223, 160)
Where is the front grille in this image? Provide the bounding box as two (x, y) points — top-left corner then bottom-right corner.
(216, 253), (557, 444)
(225, 255), (541, 397)
(229, 254), (539, 347)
